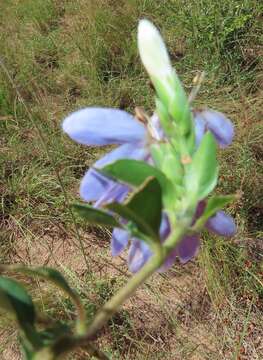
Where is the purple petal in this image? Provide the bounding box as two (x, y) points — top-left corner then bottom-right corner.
(80, 143), (148, 202)
(80, 169), (112, 202)
(158, 248), (177, 272)
(194, 201), (206, 221)
(111, 228), (129, 256)
(95, 143), (148, 168)
(206, 211), (236, 237)
(159, 234), (200, 272)
(128, 240), (152, 273)
(148, 113), (165, 140)
(159, 214), (197, 271)
(159, 213), (171, 240)
(193, 112), (206, 147)
(62, 107), (146, 146)
(201, 109), (234, 148)
(94, 182), (128, 208)
(176, 235), (200, 264)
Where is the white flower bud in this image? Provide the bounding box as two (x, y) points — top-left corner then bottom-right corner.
(138, 19), (192, 135)
(138, 19), (173, 83)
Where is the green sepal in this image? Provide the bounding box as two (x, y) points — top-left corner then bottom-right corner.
(168, 93), (192, 136)
(151, 74), (173, 110)
(151, 144), (185, 202)
(185, 132), (218, 200)
(72, 203), (121, 228)
(193, 194), (236, 231)
(153, 71), (192, 136)
(151, 143), (183, 185)
(184, 116), (196, 155)
(155, 97), (175, 137)
(106, 177), (162, 243)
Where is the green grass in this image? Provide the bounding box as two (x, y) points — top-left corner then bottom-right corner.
(0, 0), (262, 359)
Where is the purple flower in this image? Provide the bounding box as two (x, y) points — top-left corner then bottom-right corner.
(62, 106), (236, 273)
(63, 107), (234, 206)
(63, 108), (146, 146)
(162, 204), (236, 270)
(63, 108), (162, 205)
(128, 240), (152, 273)
(193, 109), (234, 148)
(159, 235), (200, 272)
(112, 203), (236, 273)
(112, 213), (201, 273)
(196, 201), (236, 237)
(206, 210), (236, 237)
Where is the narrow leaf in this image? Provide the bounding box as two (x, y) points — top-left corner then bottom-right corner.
(38, 323), (71, 346)
(106, 177), (162, 242)
(22, 268), (76, 297)
(99, 159), (171, 194)
(0, 276), (35, 329)
(99, 158), (176, 208)
(72, 203), (121, 227)
(0, 265), (87, 336)
(20, 337), (35, 360)
(0, 266), (75, 301)
(185, 132), (218, 200)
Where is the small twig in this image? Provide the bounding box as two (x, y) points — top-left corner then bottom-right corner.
(188, 71), (205, 104)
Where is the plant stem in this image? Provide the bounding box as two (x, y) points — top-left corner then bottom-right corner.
(83, 252), (164, 340)
(59, 225), (186, 357)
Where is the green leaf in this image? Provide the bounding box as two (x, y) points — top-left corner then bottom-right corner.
(1, 265), (85, 322)
(100, 159), (169, 190)
(99, 158), (175, 208)
(21, 267), (76, 297)
(194, 194), (236, 230)
(0, 277), (35, 327)
(185, 132), (218, 200)
(72, 203), (121, 227)
(0, 265), (85, 328)
(0, 277), (41, 348)
(0, 266), (77, 302)
(32, 347), (55, 360)
(20, 337), (35, 360)
(39, 323), (71, 346)
(106, 177), (162, 243)
(21, 342), (56, 360)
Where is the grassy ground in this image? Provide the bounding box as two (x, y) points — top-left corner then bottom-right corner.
(0, 0), (262, 359)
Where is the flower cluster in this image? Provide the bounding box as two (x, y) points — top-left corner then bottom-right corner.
(62, 19), (236, 273)
(63, 107), (236, 272)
